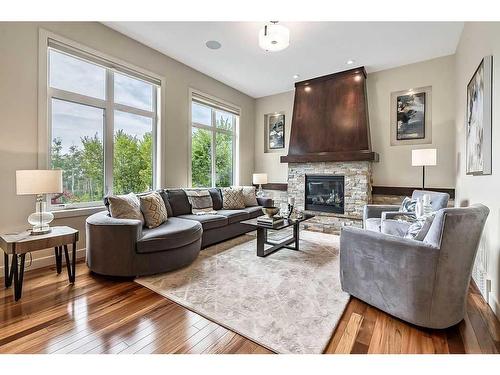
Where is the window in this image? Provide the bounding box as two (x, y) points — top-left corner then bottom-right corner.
(47, 42), (160, 208)
(190, 93), (239, 188)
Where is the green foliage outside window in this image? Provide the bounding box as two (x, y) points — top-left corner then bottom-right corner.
(51, 131), (152, 204)
(191, 114), (233, 188)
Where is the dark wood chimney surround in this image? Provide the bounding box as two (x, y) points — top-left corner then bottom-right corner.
(281, 67), (379, 163)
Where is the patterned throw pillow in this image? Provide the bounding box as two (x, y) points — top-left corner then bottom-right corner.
(107, 193), (144, 225)
(232, 186), (258, 207)
(139, 192), (168, 228)
(221, 187), (245, 209)
(185, 189), (216, 215)
(400, 197), (417, 213)
(405, 213), (435, 241)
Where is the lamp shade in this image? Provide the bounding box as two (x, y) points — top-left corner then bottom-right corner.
(252, 173), (268, 185)
(411, 149), (437, 167)
(16, 170), (63, 195)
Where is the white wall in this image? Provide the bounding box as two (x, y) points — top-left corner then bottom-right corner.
(254, 91), (294, 182)
(368, 56), (456, 188)
(454, 22), (500, 316)
(0, 22), (255, 270)
(254, 56), (457, 189)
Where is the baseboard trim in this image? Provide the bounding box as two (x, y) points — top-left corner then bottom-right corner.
(1, 248), (86, 273)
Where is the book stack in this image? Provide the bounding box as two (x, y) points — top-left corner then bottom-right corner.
(257, 216), (284, 226)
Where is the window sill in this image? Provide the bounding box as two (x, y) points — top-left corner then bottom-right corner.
(52, 206), (106, 219)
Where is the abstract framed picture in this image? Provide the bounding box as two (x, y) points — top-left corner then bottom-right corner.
(390, 86), (432, 146)
(267, 113), (285, 149)
(396, 92), (426, 140)
(466, 55), (493, 175)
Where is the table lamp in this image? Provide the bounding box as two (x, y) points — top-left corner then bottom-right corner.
(16, 170), (63, 235)
(411, 149), (437, 189)
(252, 173), (268, 197)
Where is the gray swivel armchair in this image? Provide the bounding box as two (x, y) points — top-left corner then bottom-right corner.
(363, 190), (450, 232)
(340, 204), (489, 329)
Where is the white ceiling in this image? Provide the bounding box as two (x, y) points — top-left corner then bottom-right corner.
(103, 22), (464, 98)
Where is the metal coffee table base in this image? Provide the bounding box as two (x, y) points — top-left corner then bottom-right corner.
(256, 222), (300, 257)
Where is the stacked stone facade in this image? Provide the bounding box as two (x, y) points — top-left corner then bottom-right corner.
(286, 161), (373, 234)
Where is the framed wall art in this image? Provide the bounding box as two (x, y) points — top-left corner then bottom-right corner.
(466, 55), (492, 175)
(390, 86), (432, 146)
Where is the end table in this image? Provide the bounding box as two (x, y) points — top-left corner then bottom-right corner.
(0, 226), (79, 301)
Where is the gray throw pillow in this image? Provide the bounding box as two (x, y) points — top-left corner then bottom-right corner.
(405, 213), (435, 241)
(185, 189), (215, 215)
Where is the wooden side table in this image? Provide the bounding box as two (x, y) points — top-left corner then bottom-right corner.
(0, 226), (79, 301)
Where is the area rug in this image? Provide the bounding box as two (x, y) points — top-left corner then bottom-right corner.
(135, 230), (350, 354)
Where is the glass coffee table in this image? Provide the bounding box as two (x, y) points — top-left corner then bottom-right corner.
(241, 214), (315, 257)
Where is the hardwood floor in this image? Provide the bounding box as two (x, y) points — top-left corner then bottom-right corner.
(1, 261), (498, 354)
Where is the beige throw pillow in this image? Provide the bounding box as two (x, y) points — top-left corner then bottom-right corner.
(139, 192), (168, 228)
(108, 193), (144, 225)
(185, 189), (216, 215)
(241, 186), (258, 207)
(221, 187), (245, 209)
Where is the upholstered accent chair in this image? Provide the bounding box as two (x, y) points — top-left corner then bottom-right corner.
(340, 204), (489, 329)
(363, 190), (450, 233)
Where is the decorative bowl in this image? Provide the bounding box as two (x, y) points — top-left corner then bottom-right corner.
(262, 206), (280, 218)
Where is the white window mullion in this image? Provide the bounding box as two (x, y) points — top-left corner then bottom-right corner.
(211, 109), (217, 188)
(104, 70), (114, 196)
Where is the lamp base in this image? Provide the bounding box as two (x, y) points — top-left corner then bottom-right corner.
(28, 195), (54, 236)
(256, 184), (265, 197)
(30, 227), (52, 236)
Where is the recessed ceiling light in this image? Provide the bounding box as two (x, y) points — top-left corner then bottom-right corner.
(293, 74), (300, 79)
(206, 40), (222, 50)
(346, 59), (355, 65)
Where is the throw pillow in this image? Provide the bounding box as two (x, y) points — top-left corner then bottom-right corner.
(233, 185), (258, 207)
(208, 188), (223, 210)
(107, 193), (144, 225)
(400, 196), (417, 213)
(405, 213), (435, 241)
(185, 189), (216, 215)
(221, 187), (245, 209)
(139, 192), (168, 229)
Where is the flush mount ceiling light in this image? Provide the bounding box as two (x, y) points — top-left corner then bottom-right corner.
(205, 40), (222, 50)
(259, 21), (290, 52)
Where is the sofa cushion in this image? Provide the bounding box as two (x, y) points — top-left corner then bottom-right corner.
(208, 188), (223, 210)
(242, 206), (263, 219)
(137, 217), (202, 253)
(216, 209), (250, 224)
(381, 219), (411, 237)
(176, 214), (228, 230)
(232, 185), (258, 207)
(166, 189), (191, 216)
(365, 218), (381, 232)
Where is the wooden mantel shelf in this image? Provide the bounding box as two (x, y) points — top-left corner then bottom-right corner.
(281, 151), (379, 163)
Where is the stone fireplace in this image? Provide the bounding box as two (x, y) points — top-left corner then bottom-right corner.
(287, 161), (372, 234)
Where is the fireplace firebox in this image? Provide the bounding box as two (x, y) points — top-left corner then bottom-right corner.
(305, 175), (345, 214)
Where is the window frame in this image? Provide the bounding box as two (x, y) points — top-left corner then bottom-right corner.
(188, 89), (240, 188)
(38, 29), (165, 211)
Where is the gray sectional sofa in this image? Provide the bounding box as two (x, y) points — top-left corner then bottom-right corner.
(86, 188), (273, 277)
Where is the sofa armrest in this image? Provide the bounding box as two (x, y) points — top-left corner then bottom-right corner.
(363, 204), (400, 220)
(257, 197), (274, 207)
(86, 211), (143, 276)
